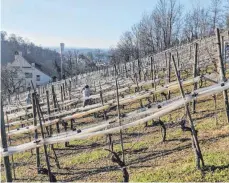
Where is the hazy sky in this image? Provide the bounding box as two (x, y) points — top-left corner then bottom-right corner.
(1, 0), (212, 48)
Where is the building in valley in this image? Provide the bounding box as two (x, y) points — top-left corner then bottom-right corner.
(6, 51), (52, 91)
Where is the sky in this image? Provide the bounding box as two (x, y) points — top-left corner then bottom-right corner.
(1, 0), (212, 49)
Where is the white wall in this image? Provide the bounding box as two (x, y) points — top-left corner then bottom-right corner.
(33, 68), (51, 86)
(9, 54), (51, 88)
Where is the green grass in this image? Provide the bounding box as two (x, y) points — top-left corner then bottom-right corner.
(13, 151), (32, 161)
(1, 66), (229, 182)
(131, 149), (229, 182)
(113, 141), (148, 152)
(59, 149), (109, 167)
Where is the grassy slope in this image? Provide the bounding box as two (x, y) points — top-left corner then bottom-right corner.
(1, 71), (229, 182)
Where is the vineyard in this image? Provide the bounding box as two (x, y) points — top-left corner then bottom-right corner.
(1, 28), (229, 182)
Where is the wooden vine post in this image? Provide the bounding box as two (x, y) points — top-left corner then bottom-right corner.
(52, 85), (57, 112)
(165, 52), (168, 68)
(151, 56), (157, 102)
(132, 61), (135, 74)
(69, 80), (72, 100)
(176, 51), (180, 77)
(192, 43), (198, 113)
(63, 83), (66, 100)
(124, 59), (128, 78)
(99, 81), (107, 120)
(5, 112), (16, 179)
(1, 103), (12, 182)
(33, 93), (53, 182)
(150, 56), (154, 88)
(46, 89), (60, 168)
(32, 92), (41, 172)
(46, 90), (52, 135)
(114, 64), (125, 163)
(151, 57), (156, 90)
(137, 58), (141, 81)
(165, 51), (168, 74)
(221, 36), (225, 68)
(94, 81), (96, 92)
(52, 85), (60, 132)
(167, 53), (171, 99)
(129, 62), (132, 76)
(212, 94), (218, 124)
(172, 55), (204, 169)
(215, 28), (229, 124)
(60, 85), (64, 110)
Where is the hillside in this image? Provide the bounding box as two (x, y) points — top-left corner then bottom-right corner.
(1, 28), (229, 182)
(1, 0), (229, 182)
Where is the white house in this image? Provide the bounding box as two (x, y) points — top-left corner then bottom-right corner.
(7, 51), (52, 90)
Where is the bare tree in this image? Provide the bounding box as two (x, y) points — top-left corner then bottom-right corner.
(117, 31), (134, 61)
(199, 8), (210, 38)
(65, 51), (74, 78)
(1, 31), (7, 41)
(94, 49), (103, 63)
(112, 0), (228, 60)
(78, 53), (98, 72)
(225, 0), (229, 28)
(210, 0), (224, 30)
(110, 0), (185, 66)
(154, 0), (183, 49)
(131, 23), (141, 59)
(53, 59), (61, 80)
(1, 66), (25, 102)
(73, 50), (80, 64)
(108, 47), (120, 66)
(183, 6), (210, 41)
(138, 13), (155, 56)
(151, 10), (163, 51)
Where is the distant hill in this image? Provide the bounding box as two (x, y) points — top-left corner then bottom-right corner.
(48, 47), (109, 55)
(47, 47), (110, 62)
(1, 30), (110, 68)
(1, 32), (60, 68)
(1, 30), (110, 81)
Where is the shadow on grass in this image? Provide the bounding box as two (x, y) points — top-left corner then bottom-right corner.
(15, 121), (228, 182)
(54, 142), (103, 151)
(203, 164), (229, 172)
(55, 165), (119, 182)
(128, 143), (192, 166)
(200, 133), (229, 143)
(196, 97), (213, 104)
(124, 132), (145, 137)
(165, 137), (190, 142)
(193, 112), (215, 121)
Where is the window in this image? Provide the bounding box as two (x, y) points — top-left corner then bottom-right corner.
(22, 66), (31, 68)
(25, 72), (32, 78)
(36, 75), (40, 81)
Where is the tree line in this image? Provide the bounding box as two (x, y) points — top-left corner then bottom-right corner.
(109, 0), (229, 64)
(1, 0), (228, 96)
(1, 31), (60, 67)
(1, 31), (109, 78)
(1, 31), (109, 96)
